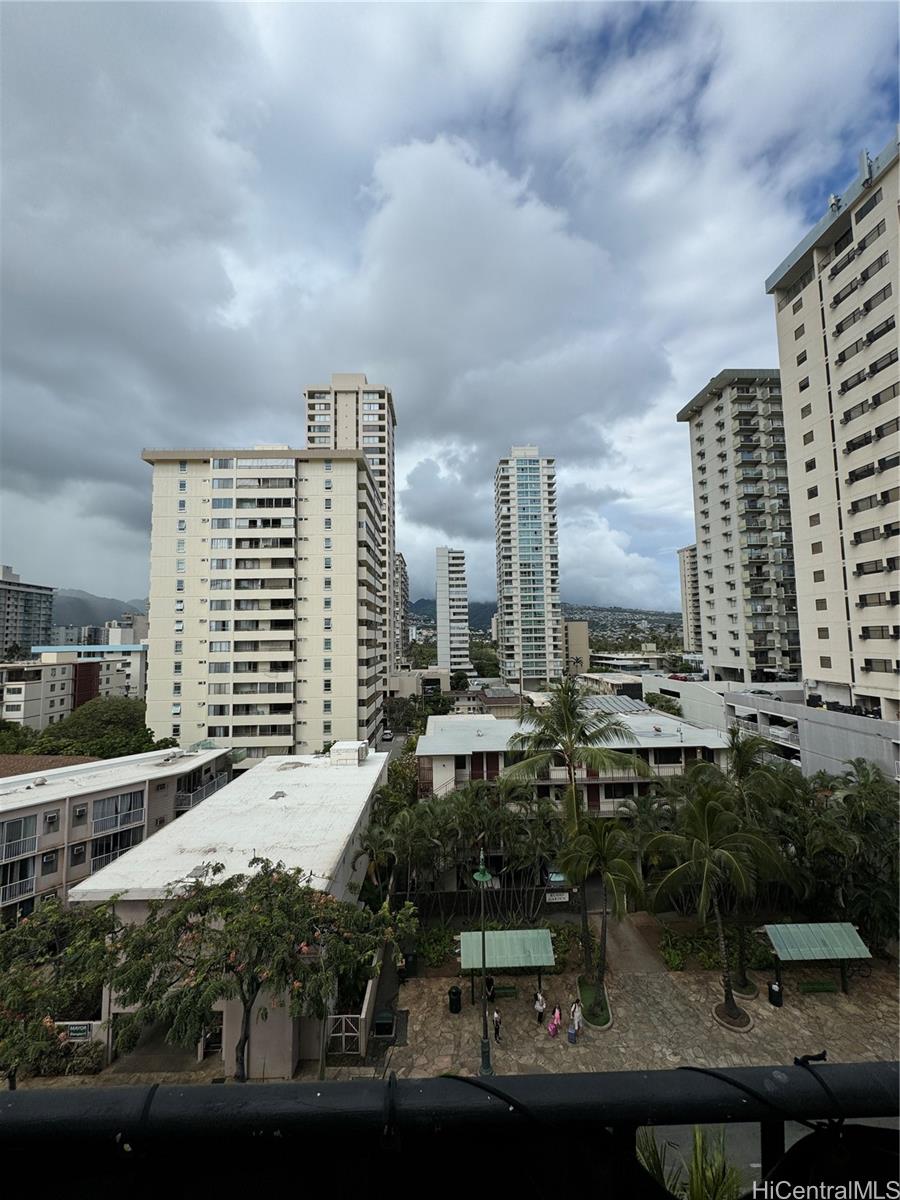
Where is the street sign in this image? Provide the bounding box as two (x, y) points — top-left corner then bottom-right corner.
(546, 892), (570, 903)
(61, 1023), (92, 1041)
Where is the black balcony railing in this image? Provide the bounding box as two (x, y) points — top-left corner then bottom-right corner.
(0, 1061), (896, 1196)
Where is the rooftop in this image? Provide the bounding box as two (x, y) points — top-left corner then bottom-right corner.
(676, 368), (780, 422)
(30, 645), (146, 654)
(0, 747), (228, 814)
(0, 754), (100, 780)
(415, 712), (728, 758)
(70, 747), (388, 902)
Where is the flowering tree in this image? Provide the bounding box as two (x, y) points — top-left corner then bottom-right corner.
(112, 858), (417, 1082)
(0, 897), (118, 1085)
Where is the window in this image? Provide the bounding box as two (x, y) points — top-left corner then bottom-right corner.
(323, 722), (332, 736)
(176, 539), (186, 553)
(174, 620), (184, 633)
(209, 620), (231, 631)
(323, 538), (332, 549)
(805, 458), (816, 472)
(213, 458), (234, 469)
(176, 579), (185, 592)
(209, 599), (230, 610)
(323, 639), (332, 651)
(178, 480), (187, 492)
(799, 378), (810, 392)
(173, 641), (183, 654)
(172, 682), (182, 696)
(209, 641), (231, 652)
(178, 500), (186, 512)
(212, 478), (233, 489)
(176, 559), (186, 573)
(794, 324), (805, 340)
(177, 519), (187, 532)
(815, 598), (827, 611)
(171, 704), (182, 716)
(324, 498), (332, 510)
(323, 619), (332, 631)
(809, 513), (821, 526)
(803, 430), (814, 444)
(817, 628), (829, 639)
(323, 680), (331, 693)
(854, 526), (880, 544)
(362, 436), (380, 445)
(323, 701), (332, 714)
(811, 541), (823, 554)
(807, 485), (818, 499)
(211, 538), (232, 549)
(179, 460), (188, 472)
(792, 297), (803, 314)
(70, 844), (86, 866)
(813, 569), (825, 583)
(209, 579), (231, 590)
(207, 726), (230, 738)
(172, 724), (181, 737)
(324, 460), (332, 471)
(73, 805), (87, 826)
(800, 402), (812, 418)
(324, 479), (332, 490)
(211, 518), (232, 529)
(212, 498), (233, 509)
(323, 557), (332, 569)
(819, 656), (832, 669)
(797, 351), (808, 367)
(323, 659), (332, 671)
(173, 661), (183, 675)
(208, 705), (230, 717)
(324, 518), (332, 529)
(209, 662), (231, 674)
(211, 559), (232, 570)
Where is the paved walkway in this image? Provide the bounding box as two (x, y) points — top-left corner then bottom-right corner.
(604, 912), (666, 975)
(336, 960), (898, 1080)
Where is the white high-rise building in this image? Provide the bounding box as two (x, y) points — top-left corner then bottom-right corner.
(143, 447), (383, 761)
(494, 446), (562, 687)
(677, 545), (702, 654)
(435, 547), (473, 674)
(678, 371), (801, 686)
(304, 375), (397, 678)
(765, 137), (899, 722)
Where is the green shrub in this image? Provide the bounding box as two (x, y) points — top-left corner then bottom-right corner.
(417, 926), (455, 968)
(67, 1039), (104, 1075)
(661, 945), (686, 971)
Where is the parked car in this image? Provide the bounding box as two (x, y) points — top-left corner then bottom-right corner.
(381, 730), (394, 742)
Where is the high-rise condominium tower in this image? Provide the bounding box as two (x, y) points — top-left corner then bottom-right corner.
(304, 375), (397, 680)
(677, 544), (702, 654)
(393, 552), (409, 665)
(494, 446), (562, 687)
(143, 447), (383, 761)
(678, 371), (800, 685)
(436, 547), (473, 674)
(0, 565), (53, 659)
(765, 138), (898, 722)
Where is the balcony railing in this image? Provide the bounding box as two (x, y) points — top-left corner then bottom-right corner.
(0, 875), (36, 904)
(174, 772), (230, 813)
(91, 849), (125, 873)
(91, 808), (145, 836)
(1, 834), (38, 862)
(731, 716), (799, 745)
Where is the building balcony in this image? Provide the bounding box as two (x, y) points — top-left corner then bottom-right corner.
(91, 808), (145, 836)
(0, 875), (36, 905)
(1, 834), (38, 862)
(91, 849), (126, 873)
(174, 772), (230, 814)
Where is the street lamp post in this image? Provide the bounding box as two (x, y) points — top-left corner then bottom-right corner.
(473, 848), (493, 1076)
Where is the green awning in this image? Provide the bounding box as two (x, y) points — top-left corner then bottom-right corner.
(459, 928), (555, 971)
(764, 922), (871, 962)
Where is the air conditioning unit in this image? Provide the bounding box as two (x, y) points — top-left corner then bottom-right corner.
(42, 853), (56, 864)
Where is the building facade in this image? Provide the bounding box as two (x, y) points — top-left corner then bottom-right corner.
(563, 620), (590, 675)
(765, 138), (899, 722)
(678, 371), (801, 685)
(0, 565), (53, 659)
(0, 647), (148, 732)
(393, 552), (409, 665)
(304, 374), (398, 672)
(494, 446), (562, 687)
(435, 547), (473, 674)
(142, 447), (383, 761)
(0, 747), (231, 923)
(677, 544), (703, 654)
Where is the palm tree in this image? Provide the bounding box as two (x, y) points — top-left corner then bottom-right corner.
(616, 792), (673, 891)
(557, 817), (640, 985)
(351, 824), (394, 902)
(648, 777), (777, 1025)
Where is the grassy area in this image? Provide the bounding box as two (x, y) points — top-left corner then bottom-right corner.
(577, 974), (611, 1027)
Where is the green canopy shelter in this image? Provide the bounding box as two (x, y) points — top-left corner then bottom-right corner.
(458, 929), (555, 1004)
(764, 922), (872, 993)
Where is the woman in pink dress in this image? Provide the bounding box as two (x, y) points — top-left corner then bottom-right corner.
(547, 1003), (562, 1037)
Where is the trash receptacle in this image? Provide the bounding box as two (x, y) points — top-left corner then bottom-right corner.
(448, 985), (462, 1014)
(768, 981), (783, 1008)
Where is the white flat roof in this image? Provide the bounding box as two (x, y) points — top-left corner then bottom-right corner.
(416, 712), (728, 758)
(0, 748), (229, 815)
(70, 751), (388, 902)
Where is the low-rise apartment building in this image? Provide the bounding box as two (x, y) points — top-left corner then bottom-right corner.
(0, 747), (231, 922)
(71, 743), (387, 1079)
(415, 713), (727, 813)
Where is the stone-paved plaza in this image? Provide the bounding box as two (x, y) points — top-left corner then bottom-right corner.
(333, 959), (899, 1080)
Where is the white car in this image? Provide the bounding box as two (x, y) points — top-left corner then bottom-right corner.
(381, 730), (394, 742)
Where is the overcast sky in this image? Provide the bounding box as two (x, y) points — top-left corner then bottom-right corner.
(1, 3), (896, 609)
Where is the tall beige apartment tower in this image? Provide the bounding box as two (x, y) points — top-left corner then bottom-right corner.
(765, 137), (898, 722)
(678, 371), (801, 685)
(435, 547), (473, 674)
(393, 552), (409, 665)
(677, 544), (702, 654)
(563, 620), (590, 675)
(143, 447), (383, 761)
(494, 446), (562, 687)
(304, 375), (397, 682)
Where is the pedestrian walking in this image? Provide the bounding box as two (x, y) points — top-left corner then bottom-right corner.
(534, 989), (546, 1024)
(547, 1004), (561, 1038)
(492, 1009), (502, 1044)
(570, 998), (584, 1036)
(485, 976), (496, 1004)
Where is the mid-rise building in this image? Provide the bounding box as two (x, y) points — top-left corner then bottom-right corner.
(436, 547), (473, 674)
(494, 446), (562, 687)
(0, 565), (53, 659)
(0, 646), (148, 732)
(304, 374), (397, 674)
(678, 544), (703, 654)
(105, 613), (149, 644)
(562, 620), (590, 675)
(0, 746), (231, 922)
(393, 552), (409, 665)
(678, 371), (801, 685)
(142, 446), (383, 760)
(765, 137), (899, 722)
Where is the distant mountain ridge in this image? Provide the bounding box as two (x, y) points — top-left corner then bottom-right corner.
(408, 599), (680, 632)
(53, 590), (148, 628)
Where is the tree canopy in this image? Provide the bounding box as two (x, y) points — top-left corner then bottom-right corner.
(26, 697), (176, 759)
